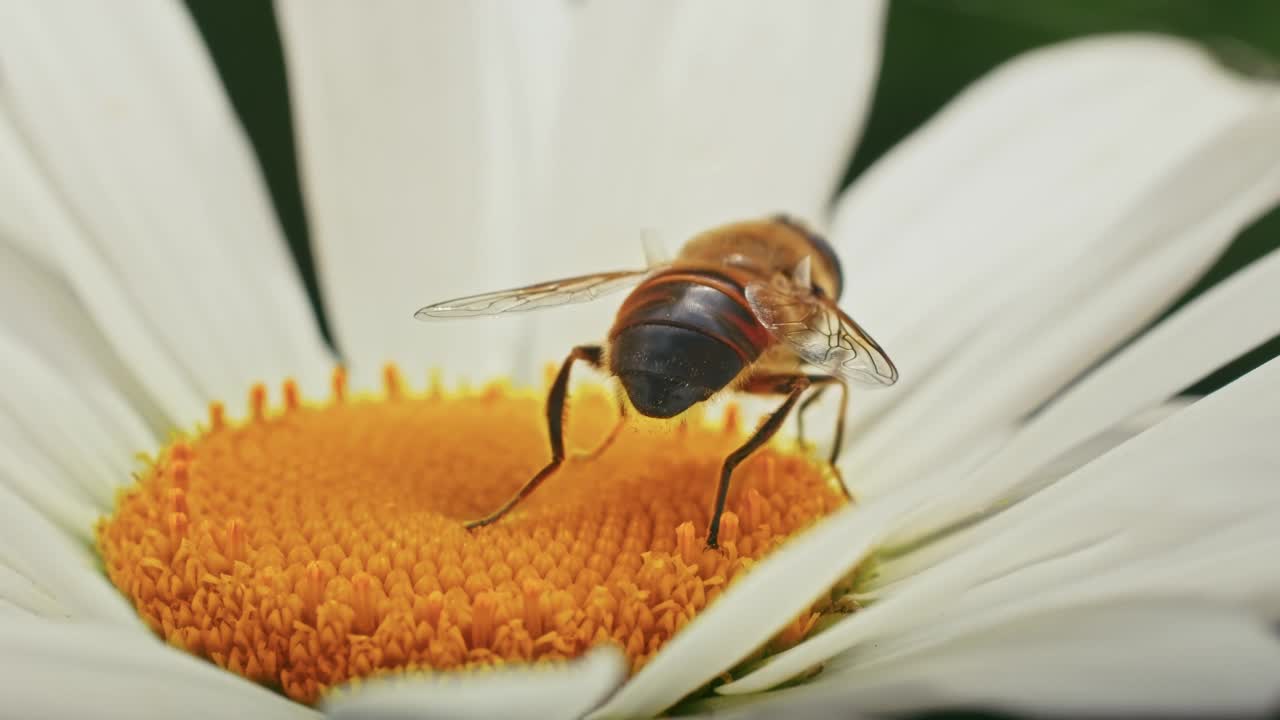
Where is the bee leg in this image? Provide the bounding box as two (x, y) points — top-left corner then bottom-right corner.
(798, 375), (850, 500)
(804, 375), (848, 466)
(795, 385), (827, 447)
(464, 344), (604, 529)
(575, 386), (628, 461)
(707, 374), (811, 549)
(739, 374), (851, 510)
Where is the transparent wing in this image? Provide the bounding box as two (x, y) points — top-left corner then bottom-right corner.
(414, 268), (655, 320)
(745, 275), (899, 387)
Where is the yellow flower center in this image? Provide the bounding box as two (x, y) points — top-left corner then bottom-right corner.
(97, 366), (845, 704)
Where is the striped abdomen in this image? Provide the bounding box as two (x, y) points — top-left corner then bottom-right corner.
(607, 269), (774, 419)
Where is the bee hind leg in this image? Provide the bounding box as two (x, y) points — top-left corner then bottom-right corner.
(803, 376), (848, 466)
(463, 344), (604, 530)
(799, 375), (850, 501)
(795, 385), (828, 448)
(706, 374), (812, 549)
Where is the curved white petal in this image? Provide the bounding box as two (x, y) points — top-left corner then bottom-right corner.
(0, 484), (136, 625)
(325, 647), (625, 720)
(523, 0), (886, 368)
(724, 355), (1280, 692)
(830, 36), (1280, 488)
(0, 427), (100, 539)
(0, 239), (163, 439)
(278, 0), (555, 385)
(895, 245), (1280, 545)
(733, 601), (1280, 718)
(1007, 398), (1194, 487)
(876, 358), (1280, 620)
(0, 331), (154, 515)
(0, 108), (205, 424)
(587, 488), (926, 719)
(0, 617), (316, 720)
(0, 565), (66, 619)
(0, 3), (332, 417)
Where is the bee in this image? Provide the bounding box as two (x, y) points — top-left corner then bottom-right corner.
(415, 215), (898, 548)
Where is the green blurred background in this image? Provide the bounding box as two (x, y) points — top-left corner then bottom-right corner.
(186, 0), (1280, 393)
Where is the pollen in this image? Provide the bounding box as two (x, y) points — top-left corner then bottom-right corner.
(97, 367), (845, 704)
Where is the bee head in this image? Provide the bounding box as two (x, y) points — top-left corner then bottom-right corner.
(610, 324), (742, 419)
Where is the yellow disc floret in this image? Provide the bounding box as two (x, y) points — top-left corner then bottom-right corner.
(98, 367), (845, 704)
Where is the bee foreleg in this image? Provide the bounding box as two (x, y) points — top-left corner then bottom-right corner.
(707, 375), (811, 549)
(464, 344), (604, 530)
(742, 373), (850, 502)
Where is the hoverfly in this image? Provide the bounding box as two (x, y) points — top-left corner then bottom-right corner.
(415, 216), (898, 548)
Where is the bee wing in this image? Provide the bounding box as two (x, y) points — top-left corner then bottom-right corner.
(414, 268), (656, 320)
(745, 276), (899, 387)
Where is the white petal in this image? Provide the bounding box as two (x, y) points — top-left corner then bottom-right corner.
(0, 107), (205, 423)
(736, 600), (1280, 717)
(881, 515), (1280, 659)
(724, 355), (1280, 692)
(830, 36), (1280, 490)
(277, 0), (550, 385)
(0, 484), (136, 625)
(834, 34), (1264, 357)
(877, 358), (1280, 627)
(0, 238), (162, 440)
(505, 0), (573, 169)
(0, 331), (154, 515)
(0, 3), (332, 415)
(587, 488), (927, 719)
(870, 400), (1186, 530)
(0, 565), (65, 619)
(324, 647), (624, 720)
(0, 425), (100, 539)
(1010, 399), (1194, 484)
(0, 617), (316, 720)
(898, 244), (1280, 545)
(525, 0), (886, 368)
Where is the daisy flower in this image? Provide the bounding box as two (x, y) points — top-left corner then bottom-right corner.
(2, 2), (1280, 718)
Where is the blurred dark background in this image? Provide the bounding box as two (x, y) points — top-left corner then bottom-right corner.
(186, 0), (1280, 394)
